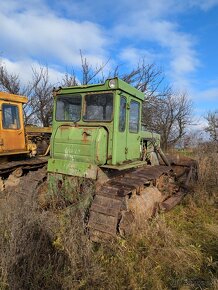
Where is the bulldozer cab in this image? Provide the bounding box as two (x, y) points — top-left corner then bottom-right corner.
(48, 78), (146, 178)
(0, 92), (28, 155)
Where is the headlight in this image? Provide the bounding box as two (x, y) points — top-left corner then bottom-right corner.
(109, 79), (116, 89)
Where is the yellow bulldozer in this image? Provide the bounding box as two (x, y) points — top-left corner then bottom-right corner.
(0, 91), (51, 189)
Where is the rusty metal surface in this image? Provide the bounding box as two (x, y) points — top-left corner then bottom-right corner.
(165, 153), (198, 167)
(87, 164), (177, 241)
(25, 126), (52, 134)
(0, 157), (48, 175)
(160, 191), (186, 211)
(0, 92), (28, 104)
(0, 150), (30, 156)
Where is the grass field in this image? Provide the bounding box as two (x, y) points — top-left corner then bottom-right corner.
(0, 145), (217, 290)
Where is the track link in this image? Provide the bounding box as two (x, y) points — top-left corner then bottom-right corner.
(88, 165), (178, 241)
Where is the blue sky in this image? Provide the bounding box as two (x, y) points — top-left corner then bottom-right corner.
(1, 0), (218, 128)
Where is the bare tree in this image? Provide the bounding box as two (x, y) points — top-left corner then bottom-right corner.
(28, 67), (54, 126)
(121, 61), (164, 98)
(61, 51), (110, 87)
(0, 64), (21, 94)
(142, 89), (192, 150)
(0, 62), (53, 126)
(178, 129), (205, 149)
(62, 54), (164, 98)
(62, 71), (78, 87)
(0, 62), (34, 123)
(0, 55), (193, 145)
(205, 111), (218, 142)
(79, 50), (110, 85)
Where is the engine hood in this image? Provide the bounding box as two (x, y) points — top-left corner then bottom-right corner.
(51, 125), (108, 166)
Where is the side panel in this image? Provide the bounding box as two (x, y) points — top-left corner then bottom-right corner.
(0, 101), (26, 154)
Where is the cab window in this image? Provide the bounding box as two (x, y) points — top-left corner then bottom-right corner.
(119, 96), (126, 132)
(83, 93), (113, 121)
(2, 104), (20, 129)
(129, 100), (140, 133)
(56, 94), (82, 122)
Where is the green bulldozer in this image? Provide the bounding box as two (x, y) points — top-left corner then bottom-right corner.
(46, 78), (197, 241)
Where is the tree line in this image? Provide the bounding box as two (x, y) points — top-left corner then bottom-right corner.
(0, 55), (217, 150)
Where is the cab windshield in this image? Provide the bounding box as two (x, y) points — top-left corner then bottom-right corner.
(56, 94), (81, 122)
(83, 93), (113, 121)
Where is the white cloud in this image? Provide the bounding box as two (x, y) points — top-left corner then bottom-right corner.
(0, 57), (65, 85)
(119, 48), (158, 67)
(115, 15), (198, 90)
(1, 0), (218, 98)
(189, 116), (208, 131)
(187, 0), (218, 11)
(195, 87), (218, 101)
(0, 0), (109, 67)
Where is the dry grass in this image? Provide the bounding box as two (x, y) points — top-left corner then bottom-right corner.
(94, 218), (204, 290)
(0, 173), (104, 290)
(0, 143), (217, 289)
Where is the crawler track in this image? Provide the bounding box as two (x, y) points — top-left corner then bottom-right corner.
(0, 157), (48, 175)
(88, 165), (179, 241)
(0, 167), (47, 201)
(0, 157), (48, 191)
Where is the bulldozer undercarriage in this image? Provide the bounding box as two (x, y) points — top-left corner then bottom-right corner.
(87, 165), (189, 241)
(1, 159), (196, 242)
(0, 157), (48, 191)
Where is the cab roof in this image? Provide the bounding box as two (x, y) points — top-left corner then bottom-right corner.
(0, 92), (28, 104)
(55, 78), (145, 101)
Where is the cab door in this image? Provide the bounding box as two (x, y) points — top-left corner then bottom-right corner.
(0, 102), (27, 153)
(114, 95), (141, 164)
(115, 95), (128, 163)
(126, 98), (141, 161)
